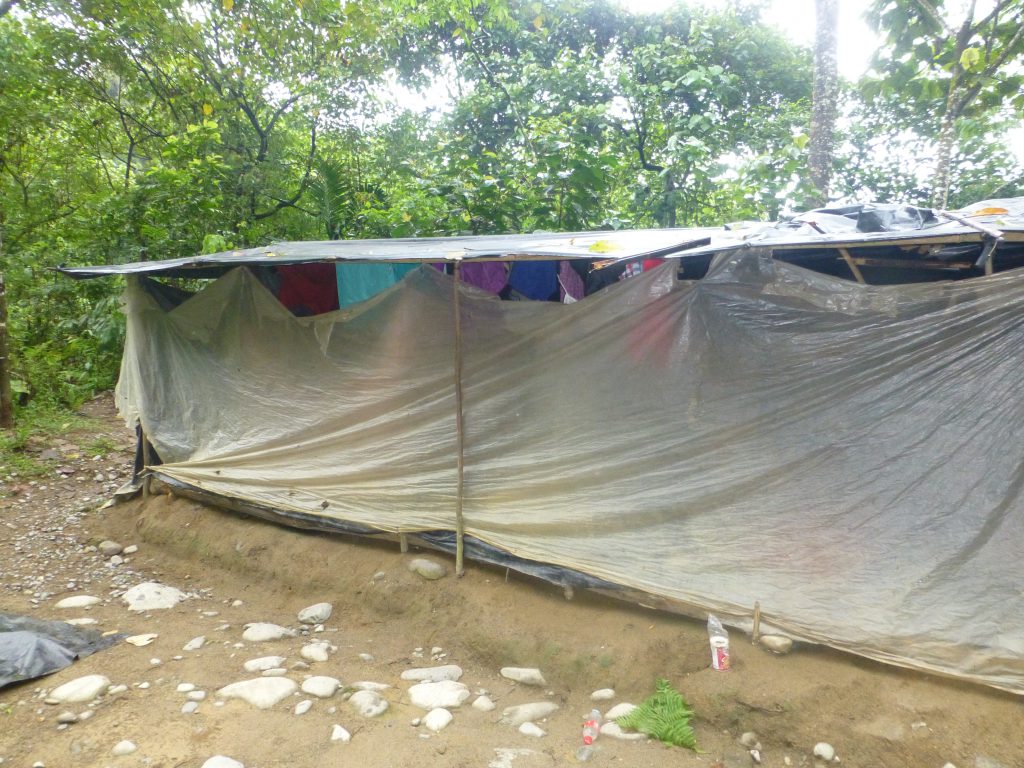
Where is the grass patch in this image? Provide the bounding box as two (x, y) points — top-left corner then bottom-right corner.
(0, 403), (104, 483)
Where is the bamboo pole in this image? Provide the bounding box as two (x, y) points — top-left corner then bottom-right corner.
(453, 261), (466, 577)
(752, 601), (762, 644)
(0, 269), (13, 429)
(837, 247), (867, 285)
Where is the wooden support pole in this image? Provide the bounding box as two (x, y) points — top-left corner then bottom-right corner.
(399, 533), (409, 554)
(752, 601), (762, 645)
(453, 261), (466, 577)
(837, 248), (867, 285)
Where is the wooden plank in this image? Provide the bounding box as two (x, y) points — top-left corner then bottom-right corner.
(837, 247), (867, 284)
(453, 261), (466, 577)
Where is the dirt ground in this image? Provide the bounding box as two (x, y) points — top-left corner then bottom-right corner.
(0, 394), (1020, 768)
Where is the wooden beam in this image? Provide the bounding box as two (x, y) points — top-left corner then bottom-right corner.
(453, 261), (466, 577)
(848, 257), (974, 270)
(837, 247), (866, 284)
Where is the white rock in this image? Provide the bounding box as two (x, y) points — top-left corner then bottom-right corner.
(107, 684), (128, 695)
(183, 636), (205, 651)
(109, 555), (124, 566)
(125, 634), (158, 647)
(301, 676), (341, 698)
(472, 695), (496, 712)
(408, 680), (471, 710)
(98, 541), (123, 557)
(64, 618), (98, 626)
(261, 668), (287, 677)
(590, 688), (615, 701)
(123, 582), (186, 611)
(241, 623), (295, 642)
(123, 545), (139, 555)
(408, 558), (447, 580)
(176, 683), (196, 693)
(294, 700), (313, 715)
(187, 691), (206, 702)
(813, 742), (836, 762)
(49, 675), (111, 703)
(500, 701), (559, 726)
(424, 707), (454, 732)
(298, 603), (333, 625)
(349, 690), (389, 718)
(56, 711), (79, 724)
(603, 702), (636, 720)
(500, 667), (546, 686)
(351, 681), (391, 692)
(216, 678), (298, 709)
(600, 722), (647, 741)
(941, 764), (957, 768)
(55, 595), (101, 609)
(111, 740), (137, 756)
(358, 652), (374, 662)
(301, 643), (331, 662)
(518, 722), (546, 738)
(330, 724), (352, 743)
(400, 665), (464, 683)
(760, 634), (794, 654)
(201, 758), (244, 768)
(181, 701), (199, 715)
(243, 656), (286, 673)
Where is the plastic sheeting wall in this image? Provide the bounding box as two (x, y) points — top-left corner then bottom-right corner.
(117, 250), (1024, 693)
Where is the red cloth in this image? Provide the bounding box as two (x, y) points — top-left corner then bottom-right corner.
(276, 264), (339, 316)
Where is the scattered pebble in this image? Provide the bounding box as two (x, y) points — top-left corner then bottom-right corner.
(123, 545), (139, 555)
(187, 691), (206, 702)
(330, 724), (352, 743)
(176, 683), (196, 693)
(122, 582), (187, 611)
(201, 758), (244, 768)
(125, 634), (158, 647)
(590, 688), (615, 701)
(740, 732), (762, 750)
(301, 676), (341, 698)
(48, 675), (111, 704)
(400, 665), (463, 683)
(55, 595), (101, 609)
(301, 642), (332, 662)
(181, 701), (199, 714)
(518, 722), (546, 738)
(298, 603), (333, 625)
(760, 634), (794, 654)
(216, 678), (298, 709)
(241, 623), (295, 642)
(408, 558), (447, 580)
(813, 742), (836, 762)
(472, 695), (496, 712)
(408, 680), (471, 710)
(183, 636), (206, 651)
(500, 701), (559, 727)
(600, 722), (646, 741)
(56, 711), (79, 724)
(349, 690), (389, 718)
(294, 700), (313, 715)
(111, 740), (137, 756)
(243, 656), (287, 673)
(98, 541), (123, 557)
(603, 702), (636, 720)
(500, 667), (546, 686)
(424, 707), (454, 732)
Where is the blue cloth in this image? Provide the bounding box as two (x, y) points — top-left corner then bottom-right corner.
(336, 263), (419, 308)
(507, 261), (558, 301)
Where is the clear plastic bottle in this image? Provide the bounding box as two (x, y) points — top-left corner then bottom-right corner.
(708, 614), (731, 671)
(582, 708), (602, 745)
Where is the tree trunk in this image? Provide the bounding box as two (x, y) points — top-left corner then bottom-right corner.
(808, 0), (839, 208)
(0, 258), (13, 427)
(931, 92), (959, 210)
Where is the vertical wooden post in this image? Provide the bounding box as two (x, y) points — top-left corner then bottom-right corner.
(453, 261), (466, 577)
(0, 269), (13, 429)
(454, 260), (466, 577)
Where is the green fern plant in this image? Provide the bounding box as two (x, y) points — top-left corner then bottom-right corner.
(615, 678), (698, 750)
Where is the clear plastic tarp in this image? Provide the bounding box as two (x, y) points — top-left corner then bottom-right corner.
(117, 250), (1024, 693)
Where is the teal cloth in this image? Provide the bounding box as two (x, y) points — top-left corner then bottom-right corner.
(336, 263), (419, 308)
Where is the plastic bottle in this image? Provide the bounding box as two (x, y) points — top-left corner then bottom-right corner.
(582, 708), (602, 745)
(707, 614), (731, 671)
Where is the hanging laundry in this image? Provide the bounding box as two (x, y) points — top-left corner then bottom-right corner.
(506, 260), (558, 301)
(558, 260), (585, 303)
(460, 261), (509, 294)
(276, 263), (340, 316)
(337, 262), (419, 308)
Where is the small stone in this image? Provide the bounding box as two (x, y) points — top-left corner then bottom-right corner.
(298, 603), (333, 625)
(125, 634), (158, 647)
(408, 680), (470, 710)
(109, 555), (124, 566)
(975, 759), (1007, 768)
(49, 675), (111, 704)
(183, 636), (205, 651)
(107, 684), (128, 695)
(301, 676), (341, 698)
(123, 582), (186, 611)
(358, 653), (374, 662)
(201, 758), (244, 768)
(137, 683), (150, 690)
(301, 643), (331, 662)
(760, 634), (794, 655)
(187, 691), (206, 702)
(472, 695), (496, 712)
(177, 683), (196, 693)
(941, 763), (956, 768)
(241, 623), (295, 642)
(600, 722), (646, 741)
(56, 711), (79, 724)
(911, 721), (928, 731)
(603, 702), (636, 720)
(55, 595), (101, 609)
(261, 668), (287, 677)
(98, 541), (123, 557)
(740, 732), (761, 749)
(500, 701), (559, 726)
(431, 646), (443, 655)
(424, 707), (454, 732)
(400, 665), (463, 683)
(813, 742), (836, 762)
(349, 690), (389, 718)
(150, 658), (162, 666)
(181, 701), (199, 714)
(216, 678), (298, 709)
(590, 688), (615, 701)
(243, 656), (286, 673)
(330, 724), (351, 743)
(518, 722), (546, 738)
(112, 740), (137, 756)
(500, 667), (546, 686)
(408, 558), (447, 580)
(123, 545), (139, 555)
(64, 618), (98, 626)
(351, 681), (390, 692)
(295, 700), (313, 715)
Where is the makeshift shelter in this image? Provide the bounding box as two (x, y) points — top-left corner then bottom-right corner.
(62, 198), (1024, 694)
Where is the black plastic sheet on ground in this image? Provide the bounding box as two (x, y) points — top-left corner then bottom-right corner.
(0, 613), (120, 689)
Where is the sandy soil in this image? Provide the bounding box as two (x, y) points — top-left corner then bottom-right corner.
(0, 394), (1020, 768)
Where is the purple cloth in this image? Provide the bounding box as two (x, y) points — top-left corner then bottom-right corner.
(460, 262), (509, 294)
(558, 261), (585, 302)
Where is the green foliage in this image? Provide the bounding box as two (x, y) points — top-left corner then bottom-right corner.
(0, 402), (100, 482)
(616, 678), (698, 750)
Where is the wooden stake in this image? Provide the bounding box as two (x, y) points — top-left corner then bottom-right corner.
(837, 248), (867, 285)
(752, 601), (762, 645)
(453, 261), (466, 577)
(399, 533), (409, 554)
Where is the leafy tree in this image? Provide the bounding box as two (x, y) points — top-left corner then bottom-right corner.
(808, 0), (839, 206)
